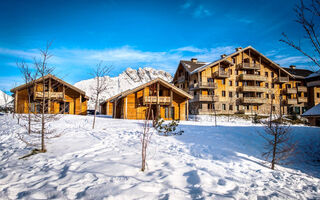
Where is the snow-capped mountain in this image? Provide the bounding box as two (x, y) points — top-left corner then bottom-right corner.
(0, 90), (13, 107)
(74, 67), (173, 109)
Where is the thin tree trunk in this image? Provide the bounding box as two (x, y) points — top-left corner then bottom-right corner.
(271, 134), (277, 170)
(92, 94), (99, 129)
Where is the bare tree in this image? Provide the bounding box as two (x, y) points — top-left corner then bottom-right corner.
(17, 61), (38, 134)
(280, 0), (320, 69)
(90, 62), (112, 129)
(141, 84), (156, 172)
(260, 120), (296, 170)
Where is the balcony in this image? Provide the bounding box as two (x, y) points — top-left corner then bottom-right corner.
(240, 97), (267, 104)
(273, 76), (289, 83)
(144, 96), (171, 105)
(297, 86), (307, 92)
(237, 63), (261, 70)
(213, 70), (230, 78)
(177, 76), (185, 83)
(190, 82), (217, 90)
(285, 98), (298, 105)
(240, 86), (268, 93)
(298, 97), (308, 103)
(283, 87), (297, 94)
(190, 95), (219, 102)
(238, 74), (267, 82)
(35, 92), (64, 99)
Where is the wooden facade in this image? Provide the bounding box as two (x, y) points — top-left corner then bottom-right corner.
(100, 78), (192, 120)
(10, 74), (88, 115)
(173, 46), (313, 116)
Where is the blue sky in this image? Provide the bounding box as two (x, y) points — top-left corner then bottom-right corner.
(0, 0), (315, 93)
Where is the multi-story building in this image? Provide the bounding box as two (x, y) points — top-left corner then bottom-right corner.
(173, 46), (313, 116)
(305, 72), (320, 107)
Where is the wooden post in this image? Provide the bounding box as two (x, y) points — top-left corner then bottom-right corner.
(15, 91), (18, 113)
(186, 100), (189, 121)
(48, 78), (51, 113)
(63, 85), (65, 114)
(157, 82), (160, 104)
(106, 102), (109, 115)
(125, 97), (128, 119)
(79, 94), (82, 115)
(170, 89), (173, 107)
(33, 83), (36, 101)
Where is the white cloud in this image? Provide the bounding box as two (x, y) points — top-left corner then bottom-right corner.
(274, 56), (310, 66)
(193, 5), (212, 18)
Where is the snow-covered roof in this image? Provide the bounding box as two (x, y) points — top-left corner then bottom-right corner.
(302, 104), (320, 117)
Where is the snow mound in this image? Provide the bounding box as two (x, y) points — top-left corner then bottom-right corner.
(74, 67), (172, 109)
(0, 90), (13, 107)
(0, 115), (319, 199)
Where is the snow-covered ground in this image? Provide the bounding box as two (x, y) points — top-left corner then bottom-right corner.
(0, 114), (319, 199)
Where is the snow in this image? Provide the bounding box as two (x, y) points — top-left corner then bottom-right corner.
(0, 114), (320, 199)
(74, 67), (172, 109)
(302, 103), (320, 116)
(0, 90), (13, 107)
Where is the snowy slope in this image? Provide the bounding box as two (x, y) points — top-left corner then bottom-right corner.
(0, 90), (13, 107)
(0, 115), (319, 199)
(74, 67), (173, 109)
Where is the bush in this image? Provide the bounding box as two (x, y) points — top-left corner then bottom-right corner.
(154, 117), (183, 136)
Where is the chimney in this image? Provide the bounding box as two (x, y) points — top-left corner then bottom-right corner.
(220, 54), (227, 58)
(191, 58), (197, 63)
(290, 65), (296, 69)
(235, 47), (242, 51)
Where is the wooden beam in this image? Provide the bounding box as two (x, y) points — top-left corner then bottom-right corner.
(170, 89), (173, 107)
(125, 97), (127, 119)
(15, 91), (18, 113)
(106, 102), (109, 115)
(48, 78), (51, 113)
(157, 82), (160, 104)
(79, 94), (82, 115)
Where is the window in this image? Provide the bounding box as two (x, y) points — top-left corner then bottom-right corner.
(298, 92), (302, 97)
(317, 93), (320, 98)
(265, 83), (269, 88)
(271, 72), (274, 77)
(266, 94), (269, 99)
(171, 107), (175, 118)
(265, 72), (268, 77)
(208, 78), (214, 82)
(229, 92), (233, 97)
(287, 84), (291, 88)
(165, 107), (169, 118)
(272, 83), (275, 88)
(222, 91), (226, 97)
(271, 94), (275, 99)
(208, 103), (214, 109)
(256, 71), (260, 75)
(222, 104), (226, 110)
(229, 81), (232, 86)
(229, 104), (233, 110)
(236, 81), (239, 86)
(272, 106), (275, 111)
(246, 105), (250, 110)
(194, 80), (196, 84)
(236, 105), (239, 111)
(159, 90), (163, 96)
(36, 103), (41, 113)
(257, 105), (259, 110)
(235, 70), (239, 75)
(222, 79), (225, 85)
(232, 57), (236, 64)
(236, 92), (239, 98)
(229, 69), (232, 75)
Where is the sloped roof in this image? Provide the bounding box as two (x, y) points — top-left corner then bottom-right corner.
(302, 104), (320, 117)
(101, 78), (192, 105)
(180, 60), (209, 73)
(10, 74), (88, 98)
(283, 67), (313, 78)
(306, 71), (320, 79)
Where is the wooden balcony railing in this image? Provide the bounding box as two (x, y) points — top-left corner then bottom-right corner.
(297, 86), (307, 92)
(239, 74), (267, 82)
(273, 76), (289, 83)
(237, 63), (261, 70)
(285, 98), (298, 105)
(177, 76), (185, 83)
(35, 92), (64, 99)
(190, 82), (217, 90)
(240, 86), (267, 93)
(144, 96), (171, 104)
(213, 70), (230, 78)
(240, 97), (267, 104)
(284, 87), (297, 94)
(298, 97), (308, 103)
(190, 95), (219, 102)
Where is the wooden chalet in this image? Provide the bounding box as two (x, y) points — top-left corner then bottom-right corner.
(10, 74), (88, 115)
(100, 78), (193, 120)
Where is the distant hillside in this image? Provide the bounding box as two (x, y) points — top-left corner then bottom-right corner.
(74, 67), (173, 109)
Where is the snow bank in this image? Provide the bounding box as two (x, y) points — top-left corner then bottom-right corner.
(0, 115), (319, 199)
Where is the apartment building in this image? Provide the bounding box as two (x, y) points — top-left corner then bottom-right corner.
(172, 46), (313, 116)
